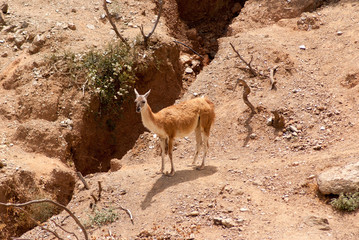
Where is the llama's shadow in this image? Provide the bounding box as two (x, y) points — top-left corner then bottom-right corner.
(242, 112), (255, 147)
(141, 166), (218, 210)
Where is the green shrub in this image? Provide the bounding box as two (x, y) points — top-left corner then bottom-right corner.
(330, 192), (359, 212)
(88, 208), (118, 227)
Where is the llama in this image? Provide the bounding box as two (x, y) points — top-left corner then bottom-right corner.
(134, 89), (215, 176)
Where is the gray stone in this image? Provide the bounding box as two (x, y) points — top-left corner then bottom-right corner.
(185, 67), (193, 74)
(317, 161), (359, 195)
(304, 215), (330, 231)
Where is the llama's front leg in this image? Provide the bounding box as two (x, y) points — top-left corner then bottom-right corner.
(157, 137), (166, 174)
(167, 137), (175, 176)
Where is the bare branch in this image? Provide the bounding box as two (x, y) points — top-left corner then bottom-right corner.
(235, 79), (256, 114)
(140, 0), (163, 47)
(0, 199), (88, 240)
(98, 181), (103, 201)
(269, 65), (279, 90)
(230, 42), (257, 77)
(52, 220), (80, 240)
(76, 172), (90, 190)
(271, 110), (285, 129)
(91, 194), (98, 205)
(103, 0), (129, 47)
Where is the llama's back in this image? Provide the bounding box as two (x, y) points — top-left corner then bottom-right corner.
(155, 97), (214, 137)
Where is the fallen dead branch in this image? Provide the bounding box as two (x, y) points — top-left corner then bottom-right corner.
(139, 0), (163, 48)
(0, 199), (88, 240)
(173, 40), (204, 59)
(230, 42), (257, 77)
(235, 78), (256, 114)
(103, 0), (129, 47)
(76, 171), (89, 190)
(269, 65), (279, 90)
(119, 205), (134, 225)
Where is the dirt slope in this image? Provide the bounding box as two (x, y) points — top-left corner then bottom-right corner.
(1, 0), (359, 239)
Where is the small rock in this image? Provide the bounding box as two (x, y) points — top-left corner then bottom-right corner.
(2, 25), (16, 32)
(180, 54), (191, 65)
(313, 145), (322, 150)
(1, 2), (8, 13)
(87, 24), (95, 30)
(0, 11), (5, 25)
(240, 207), (248, 212)
(20, 21), (29, 29)
(317, 161), (359, 195)
(289, 125), (298, 133)
(304, 215), (330, 231)
(221, 218), (236, 228)
(110, 158), (122, 172)
(185, 67), (194, 74)
(213, 217), (235, 228)
(299, 45), (306, 50)
(1, 51), (8, 57)
(249, 133), (257, 139)
(68, 22), (76, 30)
(14, 35), (25, 48)
(33, 34), (46, 47)
(292, 162), (300, 167)
(266, 117), (273, 126)
(188, 211), (199, 217)
(307, 174), (316, 180)
(337, 31), (343, 36)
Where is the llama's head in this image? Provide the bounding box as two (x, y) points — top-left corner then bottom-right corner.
(134, 89), (151, 113)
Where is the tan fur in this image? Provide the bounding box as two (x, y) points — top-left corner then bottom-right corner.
(135, 89), (215, 176)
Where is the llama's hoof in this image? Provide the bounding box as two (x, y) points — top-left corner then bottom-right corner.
(196, 165), (205, 170)
(156, 170), (164, 175)
(165, 170), (175, 177)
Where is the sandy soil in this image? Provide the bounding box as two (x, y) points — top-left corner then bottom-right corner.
(1, 0), (359, 239)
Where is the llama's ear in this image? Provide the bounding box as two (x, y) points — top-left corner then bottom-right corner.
(134, 88), (139, 98)
(144, 89), (151, 99)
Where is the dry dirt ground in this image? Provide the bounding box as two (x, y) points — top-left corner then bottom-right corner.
(1, 0), (359, 239)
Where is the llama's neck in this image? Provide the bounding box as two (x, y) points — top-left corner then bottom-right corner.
(140, 103), (166, 137)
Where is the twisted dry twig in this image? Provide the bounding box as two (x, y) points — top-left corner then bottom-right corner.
(103, 0), (129, 47)
(0, 199), (88, 240)
(230, 42), (257, 77)
(139, 0), (163, 47)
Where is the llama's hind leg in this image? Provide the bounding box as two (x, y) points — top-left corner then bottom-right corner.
(157, 137), (166, 174)
(192, 125), (202, 166)
(166, 137), (175, 176)
(197, 133), (208, 170)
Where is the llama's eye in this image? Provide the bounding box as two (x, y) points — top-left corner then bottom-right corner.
(142, 101), (145, 104)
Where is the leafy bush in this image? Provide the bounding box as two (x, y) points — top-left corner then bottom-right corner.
(49, 41), (137, 112)
(330, 192), (359, 212)
(83, 42), (136, 109)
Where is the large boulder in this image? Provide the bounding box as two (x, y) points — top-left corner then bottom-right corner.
(317, 161), (359, 195)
